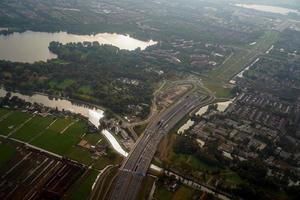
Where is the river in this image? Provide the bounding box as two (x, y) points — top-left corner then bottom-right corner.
(0, 31), (157, 63)
(0, 30), (159, 168)
(0, 87), (135, 156)
(0, 88), (104, 127)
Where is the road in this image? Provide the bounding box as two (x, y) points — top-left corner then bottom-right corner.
(94, 90), (214, 200)
(89, 165), (115, 200)
(123, 79), (201, 141)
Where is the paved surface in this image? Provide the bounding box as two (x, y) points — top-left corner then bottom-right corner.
(103, 91), (214, 200)
(122, 79), (200, 140)
(89, 165), (115, 200)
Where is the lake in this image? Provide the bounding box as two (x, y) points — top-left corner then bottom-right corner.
(0, 31), (157, 63)
(235, 4), (300, 15)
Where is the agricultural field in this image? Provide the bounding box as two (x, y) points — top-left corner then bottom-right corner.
(48, 118), (76, 133)
(64, 169), (99, 200)
(0, 108), (122, 170)
(0, 108), (10, 117)
(0, 107), (123, 200)
(10, 115), (55, 142)
(0, 142), (16, 168)
(0, 142), (85, 200)
(31, 120), (85, 155)
(0, 110), (31, 136)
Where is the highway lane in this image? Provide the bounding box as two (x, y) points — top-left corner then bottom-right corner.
(121, 94), (205, 171)
(109, 92), (212, 200)
(105, 91), (214, 200)
(89, 166), (115, 200)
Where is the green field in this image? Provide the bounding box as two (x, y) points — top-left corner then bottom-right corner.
(49, 79), (76, 90)
(0, 108), (122, 171)
(31, 121), (85, 155)
(0, 142), (16, 168)
(154, 185), (196, 200)
(66, 145), (121, 170)
(65, 169), (99, 200)
(133, 123), (148, 136)
(63, 121), (85, 135)
(93, 153), (121, 170)
(11, 116), (55, 142)
(154, 185), (173, 200)
(0, 108), (10, 118)
(78, 85), (93, 95)
(171, 153), (218, 173)
(65, 133), (107, 166)
(58, 79), (76, 90)
(172, 186), (196, 200)
(220, 169), (243, 186)
(202, 77), (232, 98)
(208, 31), (280, 81)
(201, 31), (280, 98)
(0, 111), (31, 136)
(83, 133), (106, 146)
(65, 146), (95, 165)
(48, 118), (75, 132)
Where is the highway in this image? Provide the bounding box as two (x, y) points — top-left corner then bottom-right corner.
(95, 91), (214, 200)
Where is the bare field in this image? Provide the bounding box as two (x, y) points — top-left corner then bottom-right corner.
(157, 84), (193, 110)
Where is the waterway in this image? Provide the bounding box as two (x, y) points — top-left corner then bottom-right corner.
(0, 31), (157, 63)
(0, 87), (135, 157)
(235, 4), (300, 15)
(0, 87), (234, 174)
(0, 29), (160, 167)
(0, 88), (104, 128)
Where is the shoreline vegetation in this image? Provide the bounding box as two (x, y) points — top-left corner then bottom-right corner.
(0, 42), (165, 119)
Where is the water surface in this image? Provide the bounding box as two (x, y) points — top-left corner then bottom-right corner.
(235, 4), (300, 15)
(0, 31), (156, 63)
(0, 88), (104, 127)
